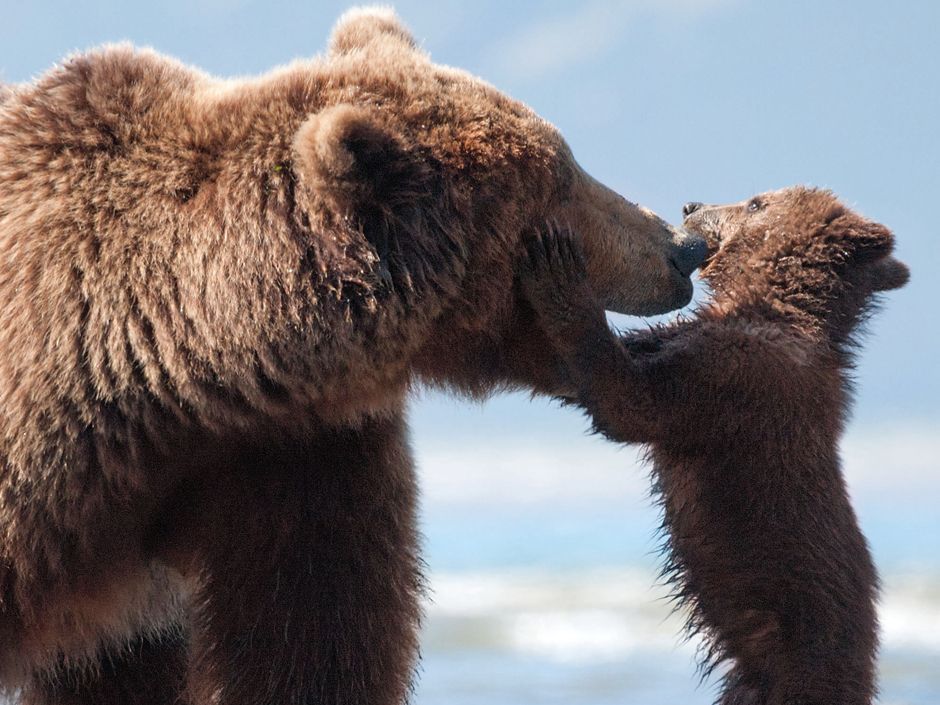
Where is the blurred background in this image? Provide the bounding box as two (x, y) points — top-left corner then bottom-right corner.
(2, 1), (937, 703)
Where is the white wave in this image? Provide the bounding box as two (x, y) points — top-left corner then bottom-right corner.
(425, 568), (701, 662)
(416, 435), (649, 507)
(415, 421), (940, 507)
(422, 569), (940, 662)
(879, 573), (940, 651)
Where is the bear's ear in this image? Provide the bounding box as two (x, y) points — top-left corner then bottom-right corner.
(867, 255), (910, 292)
(328, 7), (417, 56)
(292, 104), (434, 218)
(825, 211), (896, 265)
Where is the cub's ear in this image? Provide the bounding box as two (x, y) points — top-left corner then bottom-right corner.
(291, 104), (434, 218)
(329, 7), (417, 56)
(825, 211), (896, 264)
(868, 256), (910, 292)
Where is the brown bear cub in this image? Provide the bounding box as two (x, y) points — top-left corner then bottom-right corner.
(522, 187), (908, 705)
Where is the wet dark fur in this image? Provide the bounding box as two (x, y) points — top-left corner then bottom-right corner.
(522, 187), (909, 705)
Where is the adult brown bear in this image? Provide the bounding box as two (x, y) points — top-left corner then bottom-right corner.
(521, 187), (908, 705)
(0, 7), (706, 705)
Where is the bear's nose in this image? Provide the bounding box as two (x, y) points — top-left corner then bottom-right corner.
(682, 202), (704, 218)
(671, 236), (708, 277)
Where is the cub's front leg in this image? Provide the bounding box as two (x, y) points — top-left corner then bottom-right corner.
(520, 225), (693, 445)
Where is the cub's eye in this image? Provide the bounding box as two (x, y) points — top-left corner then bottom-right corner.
(747, 198), (764, 213)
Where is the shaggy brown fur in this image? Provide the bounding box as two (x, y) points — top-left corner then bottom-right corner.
(522, 187), (908, 705)
(0, 7), (707, 705)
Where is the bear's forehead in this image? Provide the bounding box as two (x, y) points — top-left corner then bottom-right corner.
(322, 46), (551, 130)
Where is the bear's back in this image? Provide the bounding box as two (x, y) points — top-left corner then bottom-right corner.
(0, 45), (438, 448)
(0, 46), (308, 234)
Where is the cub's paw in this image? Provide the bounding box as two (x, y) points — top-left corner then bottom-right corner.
(520, 222), (608, 344)
(521, 222), (590, 307)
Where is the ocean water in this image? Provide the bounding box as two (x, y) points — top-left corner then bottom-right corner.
(410, 403), (940, 705)
(415, 507), (940, 705)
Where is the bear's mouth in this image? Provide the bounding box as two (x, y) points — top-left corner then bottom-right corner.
(678, 221), (724, 275)
(667, 262), (695, 307)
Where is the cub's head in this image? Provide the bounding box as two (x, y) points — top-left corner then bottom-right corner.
(682, 187), (909, 333)
(296, 8), (707, 395)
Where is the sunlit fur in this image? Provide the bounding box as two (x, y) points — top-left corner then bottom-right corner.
(523, 187), (908, 705)
(0, 7), (700, 705)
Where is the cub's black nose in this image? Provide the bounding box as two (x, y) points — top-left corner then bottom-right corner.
(671, 236), (708, 277)
(682, 202), (704, 218)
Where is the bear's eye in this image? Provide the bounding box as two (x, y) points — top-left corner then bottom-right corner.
(747, 198), (764, 213)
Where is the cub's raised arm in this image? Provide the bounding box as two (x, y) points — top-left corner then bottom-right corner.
(519, 225), (819, 447)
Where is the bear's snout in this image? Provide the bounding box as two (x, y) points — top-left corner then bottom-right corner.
(682, 202), (704, 218)
(669, 235), (708, 277)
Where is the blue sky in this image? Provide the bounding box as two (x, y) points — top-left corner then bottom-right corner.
(2, 0), (937, 486)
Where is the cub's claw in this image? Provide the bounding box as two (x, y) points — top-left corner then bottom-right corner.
(519, 222), (612, 376)
(521, 223), (606, 344)
(522, 222), (588, 289)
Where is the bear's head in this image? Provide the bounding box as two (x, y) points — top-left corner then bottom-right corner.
(682, 187), (908, 337)
(291, 9), (706, 395)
